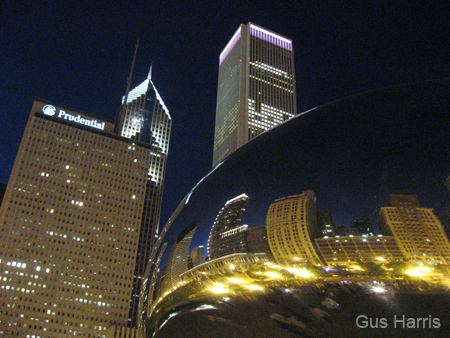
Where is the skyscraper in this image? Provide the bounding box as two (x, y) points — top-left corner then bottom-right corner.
(377, 193), (450, 265)
(0, 67), (171, 336)
(207, 194), (250, 260)
(190, 246), (205, 267)
(160, 222), (197, 296)
(0, 100), (152, 336)
(212, 23), (297, 167)
(117, 69), (172, 327)
(266, 191), (323, 266)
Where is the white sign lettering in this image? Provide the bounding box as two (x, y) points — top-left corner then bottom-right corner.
(42, 105), (105, 130)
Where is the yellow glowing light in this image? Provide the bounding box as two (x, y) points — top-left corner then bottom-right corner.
(209, 287), (228, 294)
(417, 267), (431, 273)
(287, 268), (313, 278)
(351, 265), (362, 270)
(228, 278), (246, 284)
(265, 272), (281, 278)
(405, 269), (425, 277)
(229, 264), (235, 270)
(377, 257), (385, 261)
(245, 284), (263, 291)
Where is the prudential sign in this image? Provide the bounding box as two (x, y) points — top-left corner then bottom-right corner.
(42, 105), (105, 131)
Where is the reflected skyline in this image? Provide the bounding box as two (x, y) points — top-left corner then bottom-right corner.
(141, 79), (450, 337)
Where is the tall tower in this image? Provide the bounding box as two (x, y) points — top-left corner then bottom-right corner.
(207, 194), (250, 260)
(0, 100), (152, 336)
(266, 191), (323, 266)
(160, 222), (197, 296)
(212, 23), (297, 167)
(117, 68), (172, 327)
(377, 193), (450, 265)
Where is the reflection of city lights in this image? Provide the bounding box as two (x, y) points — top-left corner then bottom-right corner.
(377, 257), (385, 261)
(405, 269), (425, 277)
(372, 286), (386, 293)
(265, 272), (281, 278)
(352, 265), (362, 270)
(191, 304), (217, 312)
(417, 267), (431, 273)
(287, 268), (313, 278)
(209, 287), (228, 294)
(245, 284), (263, 291)
(228, 278), (245, 284)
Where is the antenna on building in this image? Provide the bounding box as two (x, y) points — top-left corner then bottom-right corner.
(124, 39), (140, 105)
(115, 39), (140, 133)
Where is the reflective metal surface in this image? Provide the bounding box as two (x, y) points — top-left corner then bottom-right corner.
(140, 79), (450, 337)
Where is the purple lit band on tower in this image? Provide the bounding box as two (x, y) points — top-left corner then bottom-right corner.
(250, 25), (292, 51)
(219, 26), (242, 65)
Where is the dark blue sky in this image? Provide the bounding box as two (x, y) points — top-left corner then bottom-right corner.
(2, 1), (450, 224)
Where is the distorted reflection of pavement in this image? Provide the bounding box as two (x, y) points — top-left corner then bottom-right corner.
(152, 282), (450, 338)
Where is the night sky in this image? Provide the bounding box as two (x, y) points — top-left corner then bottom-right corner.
(2, 1), (450, 224)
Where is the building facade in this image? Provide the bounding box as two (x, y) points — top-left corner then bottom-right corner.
(0, 100), (153, 336)
(160, 222), (197, 296)
(190, 246), (205, 267)
(352, 218), (375, 236)
(266, 191), (323, 266)
(247, 225), (273, 260)
(315, 235), (404, 265)
(212, 23), (297, 167)
(317, 210), (337, 237)
(377, 193), (450, 265)
(117, 70), (172, 328)
(207, 194), (250, 260)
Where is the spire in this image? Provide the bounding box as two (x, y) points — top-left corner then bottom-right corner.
(124, 39), (140, 106)
(147, 64), (153, 81)
(115, 39), (140, 134)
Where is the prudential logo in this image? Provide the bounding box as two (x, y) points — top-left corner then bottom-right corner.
(42, 105), (56, 116)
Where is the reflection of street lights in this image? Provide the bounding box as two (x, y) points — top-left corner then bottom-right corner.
(209, 287), (228, 294)
(228, 278), (245, 284)
(245, 284), (263, 291)
(209, 283), (228, 294)
(286, 268), (313, 278)
(265, 272), (282, 279)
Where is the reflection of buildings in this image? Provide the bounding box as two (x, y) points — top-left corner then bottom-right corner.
(117, 69), (172, 327)
(161, 222), (197, 295)
(377, 193), (450, 265)
(316, 235), (403, 265)
(352, 218), (375, 236)
(191, 245), (206, 267)
(180, 253), (269, 283)
(0, 100), (152, 336)
(212, 23), (297, 167)
(207, 194), (250, 260)
(317, 210), (337, 237)
(267, 191), (323, 266)
(247, 225), (274, 260)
